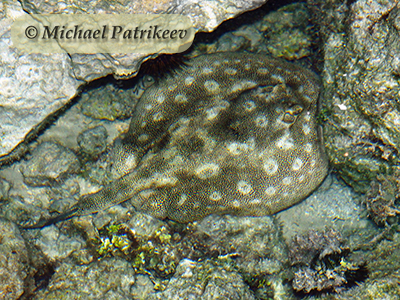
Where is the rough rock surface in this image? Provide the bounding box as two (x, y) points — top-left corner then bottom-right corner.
(333, 230), (400, 299)
(33, 258), (136, 299)
(33, 225), (84, 261)
(77, 125), (108, 157)
(0, 0), (266, 159)
(316, 0), (400, 192)
(278, 174), (379, 244)
(0, 218), (30, 300)
(0, 1), (82, 159)
(148, 259), (256, 300)
(0, 177), (11, 200)
(194, 215), (286, 269)
(20, 141), (80, 187)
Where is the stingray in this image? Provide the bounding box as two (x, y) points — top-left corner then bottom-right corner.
(24, 52), (328, 228)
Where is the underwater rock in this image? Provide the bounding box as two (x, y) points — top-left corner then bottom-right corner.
(338, 275), (400, 299)
(31, 51), (328, 226)
(278, 174), (378, 245)
(33, 257), (136, 299)
(87, 215), (286, 298)
(192, 214), (285, 268)
(0, 218), (30, 300)
(0, 177), (11, 200)
(288, 227), (344, 266)
(258, 3), (312, 60)
(77, 125), (108, 157)
(129, 275), (155, 299)
(148, 259), (256, 300)
(0, 1), (81, 159)
(33, 225), (84, 261)
(126, 212), (166, 239)
(183, 214), (288, 297)
(315, 0), (400, 192)
(197, 2), (313, 61)
(0, 195), (44, 227)
(341, 231), (400, 298)
(288, 228), (368, 295)
(21, 142), (80, 187)
(293, 266), (348, 294)
(364, 173), (400, 226)
(80, 85), (136, 121)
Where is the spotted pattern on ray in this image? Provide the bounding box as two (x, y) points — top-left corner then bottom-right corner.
(29, 52), (328, 227)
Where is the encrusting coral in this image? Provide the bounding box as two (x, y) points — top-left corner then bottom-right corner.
(364, 173), (400, 226)
(288, 228), (368, 295)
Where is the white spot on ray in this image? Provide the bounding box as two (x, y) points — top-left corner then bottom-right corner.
(177, 194), (188, 206)
(202, 67), (213, 74)
(224, 68), (237, 75)
(237, 180), (253, 195)
(282, 177), (292, 185)
(257, 68), (270, 75)
(231, 200), (241, 208)
(298, 175), (305, 182)
(243, 100), (256, 112)
(302, 124), (311, 135)
(254, 115), (268, 127)
(206, 106), (225, 120)
(292, 158), (303, 171)
(152, 112), (163, 122)
(185, 76), (195, 85)
(263, 158), (279, 175)
(250, 198), (261, 205)
(138, 134), (149, 143)
(304, 143), (312, 153)
(204, 80), (220, 94)
(227, 140), (255, 155)
(156, 95), (165, 104)
(195, 163), (220, 179)
(275, 132), (294, 150)
(175, 94), (188, 104)
(271, 74), (285, 83)
(265, 186), (276, 196)
(212, 60), (221, 67)
(210, 191), (222, 201)
(230, 81), (257, 94)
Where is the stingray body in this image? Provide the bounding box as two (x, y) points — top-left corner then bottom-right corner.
(26, 52), (328, 228)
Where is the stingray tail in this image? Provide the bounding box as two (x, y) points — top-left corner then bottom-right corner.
(21, 206), (79, 229)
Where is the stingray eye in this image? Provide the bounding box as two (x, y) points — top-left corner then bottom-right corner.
(143, 75), (155, 87)
(283, 104), (303, 124)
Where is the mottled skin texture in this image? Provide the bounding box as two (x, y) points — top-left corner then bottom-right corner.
(27, 52), (328, 227)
